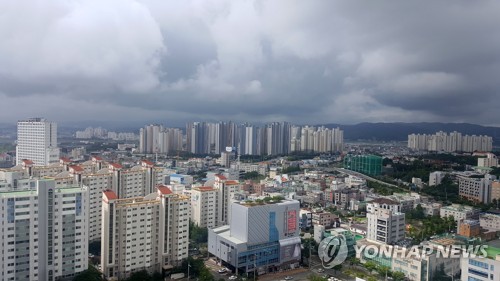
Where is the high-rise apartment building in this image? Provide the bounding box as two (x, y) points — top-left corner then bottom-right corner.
(101, 186), (190, 280)
(214, 174), (241, 226)
(0, 179), (88, 281)
(16, 118), (60, 166)
(367, 207), (405, 244)
(190, 175), (241, 229)
(1, 156), (168, 243)
(190, 186), (218, 228)
(139, 125), (183, 154)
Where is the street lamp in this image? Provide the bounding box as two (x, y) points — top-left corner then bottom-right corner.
(188, 263), (191, 280)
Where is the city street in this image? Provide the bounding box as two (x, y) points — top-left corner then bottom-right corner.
(204, 257), (354, 281)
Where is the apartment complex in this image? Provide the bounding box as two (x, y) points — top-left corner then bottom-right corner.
(139, 124), (183, 154)
(16, 118), (60, 166)
(208, 199), (301, 274)
(0, 179), (88, 281)
(186, 121), (343, 156)
(1, 157), (168, 242)
(101, 186), (190, 280)
(290, 126), (343, 153)
(408, 131), (493, 152)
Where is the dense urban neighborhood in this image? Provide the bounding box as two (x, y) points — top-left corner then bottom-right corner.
(1, 119), (500, 281)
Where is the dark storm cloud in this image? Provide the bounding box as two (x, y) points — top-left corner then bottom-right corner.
(1, 0), (500, 125)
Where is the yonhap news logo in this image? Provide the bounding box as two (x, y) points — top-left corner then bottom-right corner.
(318, 234), (348, 268)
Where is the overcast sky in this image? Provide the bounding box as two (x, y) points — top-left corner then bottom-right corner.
(1, 0), (500, 127)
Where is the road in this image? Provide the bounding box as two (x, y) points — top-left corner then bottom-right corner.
(205, 257), (354, 281)
(334, 167), (399, 189)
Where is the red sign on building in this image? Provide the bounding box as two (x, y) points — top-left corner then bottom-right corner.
(287, 210), (297, 232)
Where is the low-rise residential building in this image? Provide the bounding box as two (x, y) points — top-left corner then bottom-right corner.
(299, 209), (312, 230)
(312, 212), (338, 228)
(440, 204), (480, 223)
(367, 208), (405, 244)
(457, 219), (481, 237)
(418, 202), (442, 217)
(460, 255), (500, 281)
(480, 213), (500, 231)
(429, 171), (446, 186)
(458, 174), (495, 204)
(491, 181), (500, 202)
(367, 197), (401, 213)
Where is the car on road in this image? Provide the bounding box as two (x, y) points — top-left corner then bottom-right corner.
(218, 268), (227, 274)
(284, 276), (294, 280)
(316, 268), (324, 273)
(229, 275), (238, 280)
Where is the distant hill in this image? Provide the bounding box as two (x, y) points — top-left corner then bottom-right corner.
(321, 122), (500, 144)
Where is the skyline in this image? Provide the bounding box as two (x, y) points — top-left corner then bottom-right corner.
(2, 1), (500, 126)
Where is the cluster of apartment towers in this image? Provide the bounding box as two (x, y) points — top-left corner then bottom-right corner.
(140, 122), (344, 155)
(0, 119), (245, 280)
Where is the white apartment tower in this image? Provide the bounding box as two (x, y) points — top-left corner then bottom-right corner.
(190, 186), (218, 228)
(101, 186), (190, 280)
(214, 174), (240, 226)
(16, 118), (60, 166)
(367, 207), (405, 244)
(190, 175), (241, 229)
(0, 179), (88, 281)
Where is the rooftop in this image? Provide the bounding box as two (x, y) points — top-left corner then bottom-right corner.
(157, 185), (173, 195)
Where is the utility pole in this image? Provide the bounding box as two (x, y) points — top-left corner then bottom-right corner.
(254, 253), (257, 281)
(188, 263), (191, 280)
(309, 241), (312, 269)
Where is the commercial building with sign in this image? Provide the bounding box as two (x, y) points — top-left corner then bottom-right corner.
(208, 199), (301, 274)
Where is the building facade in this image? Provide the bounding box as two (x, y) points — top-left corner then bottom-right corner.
(367, 208), (405, 244)
(16, 118), (60, 166)
(440, 204), (481, 223)
(0, 179), (88, 281)
(101, 186), (190, 280)
(208, 200), (301, 274)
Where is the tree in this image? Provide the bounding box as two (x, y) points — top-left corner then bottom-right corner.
(364, 261), (378, 271)
(392, 271), (406, 281)
(190, 221), (209, 244)
(73, 266), (104, 281)
(125, 270), (151, 281)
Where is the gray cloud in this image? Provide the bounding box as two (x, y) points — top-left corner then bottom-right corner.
(1, 0), (500, 126)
